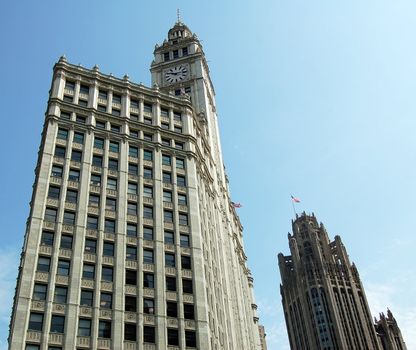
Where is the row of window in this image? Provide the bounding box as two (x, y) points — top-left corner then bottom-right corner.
(163, 47), (188, 62)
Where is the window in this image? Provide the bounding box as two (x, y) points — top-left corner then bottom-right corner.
(130, 99), (139, 109)
(126, 246), (137, 260)
(163, 172), (172, 183)
(63, 95), (73, 103)
(33, 284), (47, 301)
(128, 163), (138, 175)
(162, 154), (171, 166)
(175, 89), (181, 96)
(60, 235), (73, 250)
(96, 120), (106, 129)
(51, 165), (63, 178)
(168, 329), (179, 346)
(166, 302), (178, 317)
(106, 198), (117, 211)
(57, 260), (70, 276)
(37, 257), (51, 272)
(184, 304), (195, 319)
(161, 108), (169, 117)
(98, 105), (106, 112)
(44, 208), (57, 222)
(41, 231), (54, 246)
(28, 313), (43, 331)
(143, 249), (154, 264)
(144, 116), (152, 125)
(127, 183), (137, 194)
(112, 94), (121, 104)
(144, 167), (153, 179)
(92, 155), (102, 167)
(57, 128), (68, 140)
(94, 137), (104, 149)
(143, 273), (154, 288)
(165, 253), (176, 267)
(98, 321), (111, 338)
(129, 146), (138, 158)
(182, 47), (188, 56)
(173, 112), (182, 122)
(176, 158), (185, 169)
(50, 315), (65, 333)
(63, 211), (75, 225)
(126, 270), (137, 285)
(82, 264), (95, 279)
(80, 84), (89, 95)
(65, 81), (75, 90)
(85, 239), (97, 253)
(125, 324), (136, 341)
(127, 202), (137, 215)
(164, 52), (170, 61)
(143, 150), (152, 161)
(180, 234), (190, 247)
(111, 124), (120, 133)
(89, 194), (100, 207)
(144, 326), (155, 343)
(143, 227), (153, 241)
(127, 223), (137, 237)
(54, 146), (66, 158)
(125, 296), (137, 312)
(68, 169), (80, 181)
(161, 122), (170, 130)
(48, 186), (60, 199)
(130, 113), (138, 121)
(108, 159), (118, 171)
(109, 141), (119, 153)
(78, 319), (91, 337)
(26, 345), (40, 350)
(164, 231), (174, 244)
(66, 190), (78, 203)
(107, 178), (117, 190)
(182, 279), (193, 294)
(164, 210), (173, 223)
(177, 175), (186, 187)
(143, 186), (153, 198)
(175, 142), (184, 150)
(178, 193), (187, 205)
(143, 103), (152, 113)
(78, 99), (87, 107)
(80, 290), (93, 306)
(60, 111), (71, 120)
(99, 90), (108, 100)
(179, 213), (188, 226)
(144, 133), (153, 141)
(186, 331), (197, 347)
(166, 277), (176, 291)
(143, 206), (153, 219)
(73, 132), (84, 144)
(182, 255), (191, 269)
(173, 50), (179, 59)
(102, 267), (113, 282)
(71, 150), (82, 162)
(163, 191), (172, 202)
(54, 287), (67, 304)
(100, 292), (112, 309)
(76, 115), (86, 124)
(143, 299), (154, 314)
(130, 129), (139, 138)
(87, 216), (98, 230)
(162, 138), (170, 146)
(103, 242), (114, 256)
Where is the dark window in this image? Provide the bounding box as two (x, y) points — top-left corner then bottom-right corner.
(85, 239), (97, 253)
(143, 206), (153, 219)
(111, 124), (120, 133)
(179, 213), (188, 226)
(130, 112), (138, 121)
(163, 172), (172, 183)
(129, 146), (138, 158)
(54, 287), (67, 304)
(184, 304), (195, 319)
(130, 129), (139, 138)
(109, 141), (119, 153)
(104, 219), (115, 233)
(164, 210), (173, 223)
(182, 279), (193, 294)
(79, 99), (88, 106)
(48, 186), (60, 199)
(127, 202), (137, 215)
(82, 264), (95, 279)
(63, 211), (75, 225)
(126, 246), (137, 260)
(25, 345), (40, 350)
(180, 234), (190, 247)
(164, 231), (174, 244)
(174, 126), (183, 133)
(177, 175), (186, 187)
(182, 47), (188, 56)
(144, 227), (153, 240)
(144, 117), (152, 125)
(143, 250), (154, 264)
(168, 329), (179, 346)
(92, 155), (102, 167)
(57, 260), (70, 276)
(106, 198), (117, 211)
(54, 146), (66, 158)
(71, 150), (82, 162)
(164, 52), (170, 61)
(143, 186), (153, 198)
(80, 85), (89, 94)
(68, 169), (80, 182)
(173, 50), (179, 59)
(176, 158), (185, 169)
(51, 165), (63, 178)
(103, 242), (114, 256)
(166, 277), (176, 291)
(44, 208), (57, 222)
(73, 132), (84, 144)
(112, 94), (121, 104)
(28, 313), (43, 331)
(143, 103), (152, 113)
(63, 95), (73, 103)
(144, 167), (153, 179)
(94, 137), (104, 149)
(102, 267), (113, 282)
(65, 81), (75, 90)
(163, 191), (172, 202)
(100, 292), (112, 309)
(98, 105), (106, 112)
(125, 296), (137, 312)
(185, 330), (197, 347)
(96, 120), (106, 129)
(175, 142), (184, 150)
(167, 302), (177, 317)
(182, 255), (192, 269)
(143, 299), (154, 314)
(33, 284), (47, 300)
(87, 216), (98, 230)
(37, 257), (51, 272)
(143, 273), (154, 288)
(127, 183), (137, 194)
(162, 138), (170, 146)
(162, 154), (171, 166)
(60, 235), (73, 250)
(178, 194), (187, 205)
(50, 315), (65, 333)
(128, 163), (138, 175)
(127, 223), (137, 237)
(174, 112), (182, 122)
(107, 178), (117, 190)
(60, 111), (71, 120)
(99, 90), (108, 100)
(144, 326), (155, 343)
(165, 253), (176, 267)
(41, 231), (54, 246)
(126, 270), (137, 285)
(108, 159), (118, 171)
(143, 150), (153, 161)
(124, 323), (136, 341)
(161, 108), (169, 117)
(161, 122), (170, 130)
(130, 99), (139, 109)
(78, 319), (91, 337)
(143, 133), (153, 141)
(57, 128), (68, 140)
(98, 320), (111, 338)
(66, 190), (78, 203)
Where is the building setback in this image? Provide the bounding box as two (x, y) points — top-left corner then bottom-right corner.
(278, 212), (407, 350)
(9, 21), (262, 350)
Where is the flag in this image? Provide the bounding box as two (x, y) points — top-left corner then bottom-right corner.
(291, 195), (300, 203)
(231, 202), (242, 208)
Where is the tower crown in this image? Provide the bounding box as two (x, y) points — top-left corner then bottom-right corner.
(167, 21), (193, 41)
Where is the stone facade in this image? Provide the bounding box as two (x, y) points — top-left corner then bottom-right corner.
(8, 22), (262, 350)
(375, 309), (407, 350)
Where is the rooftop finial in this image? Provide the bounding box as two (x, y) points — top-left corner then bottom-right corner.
(177, 8), (181, 24)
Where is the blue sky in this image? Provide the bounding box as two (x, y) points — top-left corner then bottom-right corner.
(1, 1), (415, 349)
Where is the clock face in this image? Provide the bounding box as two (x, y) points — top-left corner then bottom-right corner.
(165, 65), (189, 83)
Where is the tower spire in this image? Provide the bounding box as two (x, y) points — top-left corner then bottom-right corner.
(176, 8), (181, 24)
